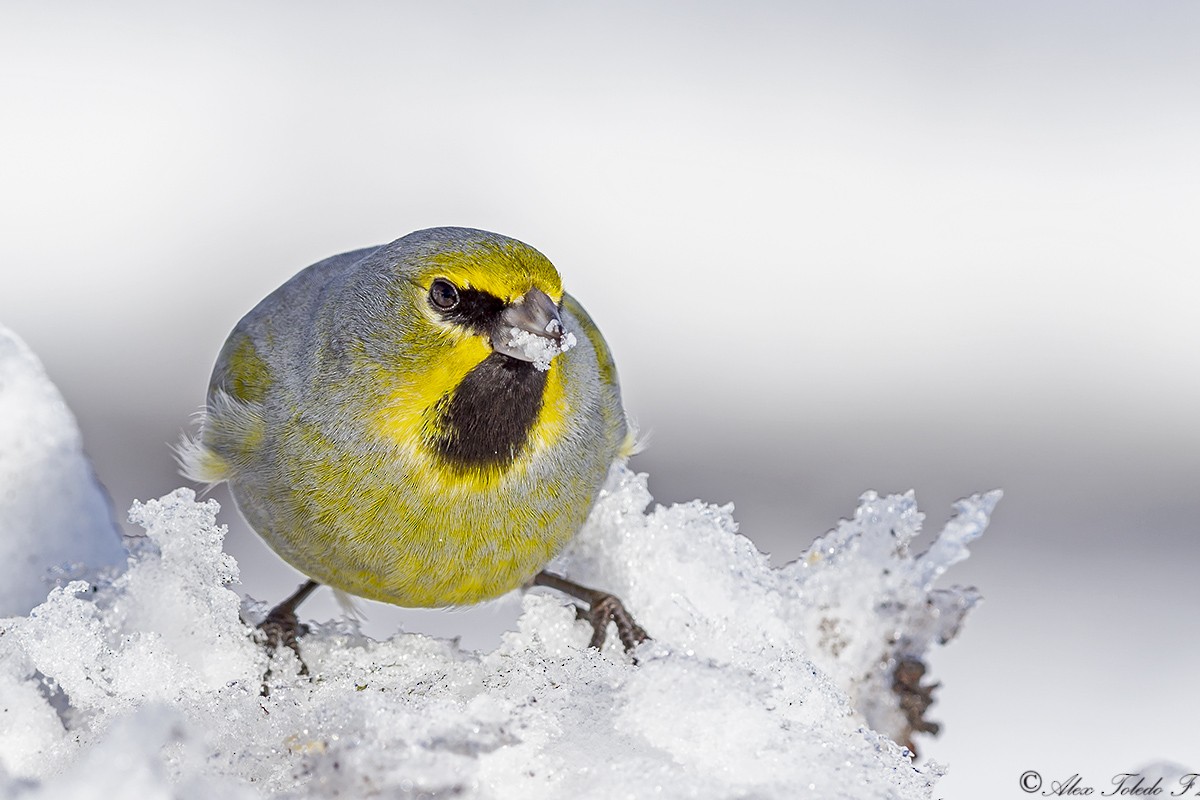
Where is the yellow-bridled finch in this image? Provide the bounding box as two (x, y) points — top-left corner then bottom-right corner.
(181, 227), (647, 670)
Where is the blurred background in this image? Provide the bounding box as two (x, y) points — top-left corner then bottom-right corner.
(2, 1), (1197, 795)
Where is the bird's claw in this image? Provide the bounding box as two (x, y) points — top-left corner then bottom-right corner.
(532, 571), (650, 654)
(258, 606), (310, 664)
(255, 606), (311, 696)
(582, 593), (649, 652)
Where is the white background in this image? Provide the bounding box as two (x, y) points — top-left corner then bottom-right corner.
(3, 2), (1198, 796)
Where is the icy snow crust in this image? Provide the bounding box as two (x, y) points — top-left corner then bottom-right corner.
(0, 468), (998, 799)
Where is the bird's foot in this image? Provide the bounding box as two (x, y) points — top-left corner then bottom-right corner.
(255, 607), (311, 697)
(534, 570), (650, 653)
(581, 593), (649, 651)
(258, 605), (310, 669)
(253, 580), (320, 696)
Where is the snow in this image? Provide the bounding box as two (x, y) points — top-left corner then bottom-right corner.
(0, 329), (1001, 799)
(0, 324), (124, 617)
(504, 326), (577, 371)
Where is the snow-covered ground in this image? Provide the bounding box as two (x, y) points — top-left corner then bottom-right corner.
(0, 325), (997, 798)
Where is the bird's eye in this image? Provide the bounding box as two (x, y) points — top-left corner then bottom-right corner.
(429, 278), (460, 310)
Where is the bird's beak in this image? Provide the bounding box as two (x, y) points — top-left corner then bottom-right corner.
(491, 288), (574, 367)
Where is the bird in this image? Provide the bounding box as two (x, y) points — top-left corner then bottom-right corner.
(179, 227), (648, 672)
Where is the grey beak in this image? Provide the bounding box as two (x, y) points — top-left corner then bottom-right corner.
(491, 288), (566, 362)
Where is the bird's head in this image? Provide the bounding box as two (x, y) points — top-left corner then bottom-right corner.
(399, 228), (575, 371)
(353, 227), (581, 473)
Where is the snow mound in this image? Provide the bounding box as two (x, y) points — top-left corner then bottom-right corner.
(0, 469), (998, 799)
(0, 324), (124, 616)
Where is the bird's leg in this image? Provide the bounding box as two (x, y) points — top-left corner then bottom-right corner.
(257, 579), (319, 693)
(531, 571), (649, 652)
